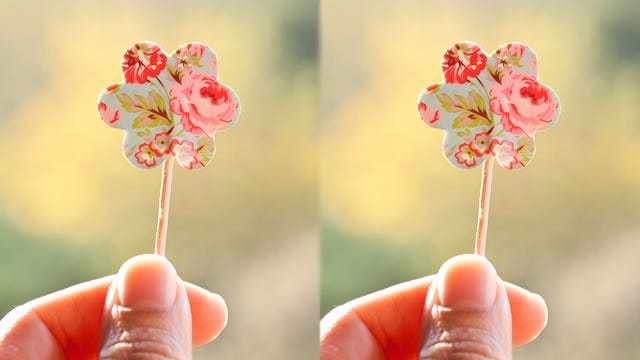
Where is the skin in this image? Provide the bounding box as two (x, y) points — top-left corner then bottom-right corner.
(0, 254), (545, 359)
(321, 254), (548, 360)
(0, 255), (227, 360)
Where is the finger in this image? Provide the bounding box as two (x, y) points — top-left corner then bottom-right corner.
(320, 258), (547, 359)
(0, 263), (226, 359)
(507, 283), (547, 347)
(420, 254), (512, 359)
(98, 254), (191, 359)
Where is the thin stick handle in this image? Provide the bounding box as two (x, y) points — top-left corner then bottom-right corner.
(475, 155), (494, 256)
(155, 155), (174, 256)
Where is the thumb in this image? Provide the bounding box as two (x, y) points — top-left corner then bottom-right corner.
(420, 254), (512, 360)
(99, 254), (192, 359)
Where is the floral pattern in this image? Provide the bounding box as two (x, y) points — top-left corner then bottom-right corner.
(417, 41), (560, 170)
(98, 41), (240, 170)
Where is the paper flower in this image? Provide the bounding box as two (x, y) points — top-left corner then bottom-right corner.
(417, 42), (560, 170)
(98, 42), (240, 170)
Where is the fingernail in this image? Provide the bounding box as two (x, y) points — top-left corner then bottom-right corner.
(117, 254), (178, 311)
(437, 254), (498, 311)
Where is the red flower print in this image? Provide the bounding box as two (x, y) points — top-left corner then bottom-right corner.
(134, 143), (157, 168)
(150, 131), (172, 156)
(470, 131), (491, 156)
(441, 42), (487, 84)
(490, 140), (519, 170)
(426, 84), (440, 93)
(121, 43), (167, 84)
(418, 102), (441, 127)
(98, 102), (121, 127)
(489, 70), (559, 136)
(170, 140), (200, 170)
(454, 143), (477, 168)
(169, 70), (239, 137)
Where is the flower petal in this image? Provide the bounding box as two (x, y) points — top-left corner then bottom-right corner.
(417, 82), (493, 131)
(98, 81), (173, 169)
(121, 42), (168, 84)
(166, 42), (219, 84)
(440, 42), (488, 84)
(170, 121), (216, 170)
(490, 121), (536, 170)
(486, 42), (538, 82)
(122, 129), (168, 169)
(443, 130), (490, 169)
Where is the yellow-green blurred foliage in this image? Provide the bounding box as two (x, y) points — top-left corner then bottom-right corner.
(321, 0), (640, 358)
(0, 0), (318, 358)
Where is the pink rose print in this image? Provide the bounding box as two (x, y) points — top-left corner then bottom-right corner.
(490, 140), (519, 170)
(98, 102), (121, 127)
(121, 42), (168, 84)
(493, 43), (526, 71)
(418, 42), (560, 170)
(489, 70), (559, 137)
(135, 143), (157, 168)
(455, 143), (478, 168)
(98, 41), (238, 170)
(175, 43), (206, 67)
(170, 140), (200, 170)
(418, 102), (441, 127)
(441, 42), (487, 84)
(169, 70), (240, 137)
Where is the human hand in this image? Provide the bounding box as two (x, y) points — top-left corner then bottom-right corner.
(0, 254), (227, 359)
(320, 254), (547, 360)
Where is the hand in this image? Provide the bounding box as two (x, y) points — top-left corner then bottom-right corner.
(0, 254), (227, 360)
(320, 254), (547, 360)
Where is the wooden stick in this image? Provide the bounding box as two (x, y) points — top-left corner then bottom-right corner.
(154, 155), (174, 256)
(474, 155), (494, 256)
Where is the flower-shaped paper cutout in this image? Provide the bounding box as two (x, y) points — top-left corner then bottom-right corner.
(98, 42), (240, 170)
(417, 42), (560, 170)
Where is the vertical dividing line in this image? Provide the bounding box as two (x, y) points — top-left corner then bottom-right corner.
(475, 155), (494, 256)
(155, 155), (174, 256)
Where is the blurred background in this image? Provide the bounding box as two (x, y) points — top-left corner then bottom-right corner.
(2, 0), (640, 358)
(0, 0), (318, 358)
(321, 0), (639, 359)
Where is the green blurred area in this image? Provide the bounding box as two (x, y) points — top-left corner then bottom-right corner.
(320, 0), (640, 359)
(0, 0), (318, 358)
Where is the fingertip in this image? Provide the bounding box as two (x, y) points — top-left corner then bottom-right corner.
(208, 292), (228, 339)
(116, 254), (178, 311)
(436, 254), (499, 311)
(186, 284), (228, 346)
(506, 284), (548, 347)
(519, 292), (548, 344)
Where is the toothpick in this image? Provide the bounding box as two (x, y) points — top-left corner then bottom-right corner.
(155, 155), (174, 256)
(475, 155), (494, 256)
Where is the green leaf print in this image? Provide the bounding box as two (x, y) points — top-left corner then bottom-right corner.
(516, 136), (535, 163)
(116, 90), (172, 129)
(436, 90), (492, 129)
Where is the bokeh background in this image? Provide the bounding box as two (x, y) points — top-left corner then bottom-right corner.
(0, 0), (318, 358)
(321, 0), (640, 359)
